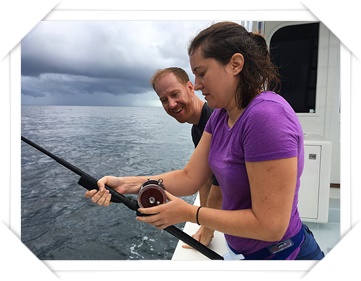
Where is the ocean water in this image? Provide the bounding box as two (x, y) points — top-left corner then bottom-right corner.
(21, 105), (195, 260)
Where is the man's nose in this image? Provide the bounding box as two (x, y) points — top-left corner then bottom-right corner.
(168, 98), (177, 108)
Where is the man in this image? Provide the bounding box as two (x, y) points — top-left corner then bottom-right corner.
(150, 67), (222, 247)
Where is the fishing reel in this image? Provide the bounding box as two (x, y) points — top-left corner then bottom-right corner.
(137, 178), (167, 208)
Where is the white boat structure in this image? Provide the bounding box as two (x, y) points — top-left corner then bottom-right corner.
(172, 20), (340, 260)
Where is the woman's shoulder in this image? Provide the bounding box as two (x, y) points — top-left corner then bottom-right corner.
(252, 91), (283, 104)
(247, 91), (295, 116)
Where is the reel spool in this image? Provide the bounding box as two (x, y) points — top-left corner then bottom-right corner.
(137, 179), (167, 208)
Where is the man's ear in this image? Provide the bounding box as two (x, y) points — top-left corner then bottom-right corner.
(230, 53), (244, 75)
(187, 81), (195, 96)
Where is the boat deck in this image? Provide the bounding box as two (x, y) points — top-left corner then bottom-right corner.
(172, 187), (340, 260)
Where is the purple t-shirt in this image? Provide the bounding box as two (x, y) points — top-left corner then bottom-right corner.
(205, 91), (303, 259)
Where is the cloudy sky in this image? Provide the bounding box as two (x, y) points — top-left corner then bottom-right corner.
(21, 20), (219, 106)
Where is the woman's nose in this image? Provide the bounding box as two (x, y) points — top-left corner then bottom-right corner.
(194, 79), (203, 91)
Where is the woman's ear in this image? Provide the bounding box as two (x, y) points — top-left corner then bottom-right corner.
(230, 53), (244, 75)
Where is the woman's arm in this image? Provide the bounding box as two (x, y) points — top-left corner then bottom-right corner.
(191, 157), (298, 241)
(85, 131), (213, 204)
(138, 157), (297, 242)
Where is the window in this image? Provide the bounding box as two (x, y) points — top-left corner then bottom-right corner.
(270, 23), (320, 113)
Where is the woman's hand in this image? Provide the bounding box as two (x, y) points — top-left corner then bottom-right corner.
(85, 188), (112, 206)
(84, 175), (144, 206)
(136, 190), (195, 229)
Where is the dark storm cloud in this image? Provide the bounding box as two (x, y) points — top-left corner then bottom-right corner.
(21, 20), (213, 105)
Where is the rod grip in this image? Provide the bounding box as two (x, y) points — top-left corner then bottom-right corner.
(78, 173), (139, 210)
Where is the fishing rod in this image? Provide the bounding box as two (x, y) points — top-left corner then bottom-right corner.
(21, 136), (224, 260)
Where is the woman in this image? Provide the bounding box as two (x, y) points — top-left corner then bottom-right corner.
(86, 21), (323, 260)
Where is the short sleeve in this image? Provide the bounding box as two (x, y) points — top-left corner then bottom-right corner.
(242, 101), (300, 162)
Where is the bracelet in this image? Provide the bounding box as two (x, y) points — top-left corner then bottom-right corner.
(196, 206), (202, 225)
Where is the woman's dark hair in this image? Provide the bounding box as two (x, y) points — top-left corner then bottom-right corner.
(188, 21), (280, 108)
